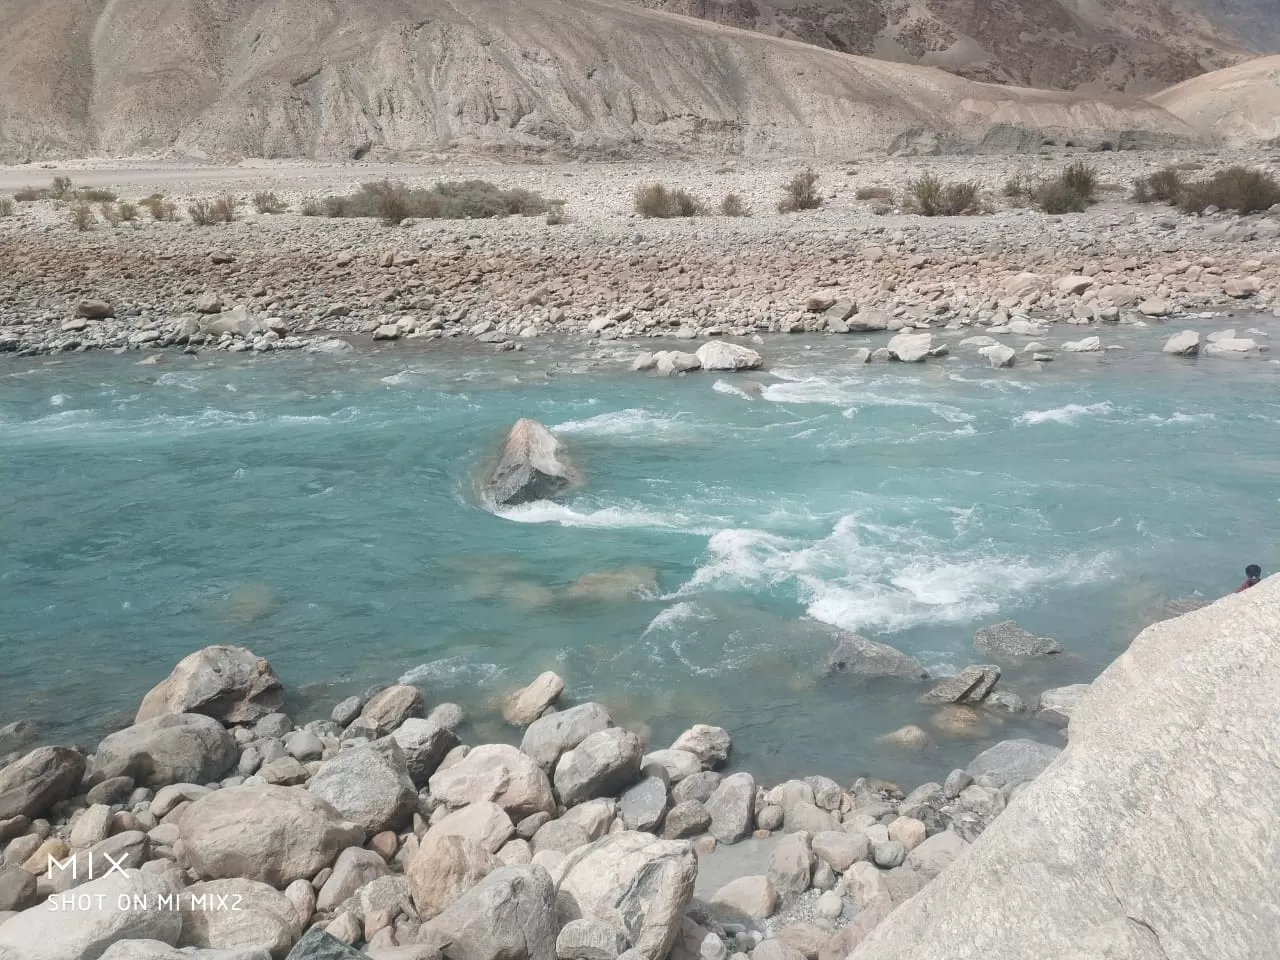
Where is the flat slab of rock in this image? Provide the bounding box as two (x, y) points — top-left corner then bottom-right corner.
(965, 738), (1062, 789)
(921, 665), (1001, 705)
(822, 631), (929, 681)
(479, 419), (578, 507)
(974, 621), (1062, 657)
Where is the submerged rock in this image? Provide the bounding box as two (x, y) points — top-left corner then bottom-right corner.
(973, 621), (1062, 657)
(480, 419), (579, 507)
(1162, 330), (1200, 356)
(921, 665), (1001, 704)
(822, 632), (930, 681)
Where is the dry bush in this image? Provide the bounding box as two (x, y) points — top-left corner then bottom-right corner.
(545, 200), (568, 225)
(778, 168), (821, 212)
(117, 201), (138, 221)
(254, 191), (288, 214)
(144, 196), (177, 221)
(1132, 168), (1183, 204)
(300, 199), (322, 217)
(0, 197), (13, 218)
(14, 186), (47, 202)
(70, 202), (94, 231)
(211, 196), (238, 223)
(634, 183), (705, 218)
(1178, 167), (1280, 215)
(905, 175), (981, 216)
(79, 187), (117, 203)
(719, 193), (750, 217)
(1033, 180), (1090, 214)
(188, 199), (215, 226)
(1060, 161), (1097, 202)
(99, 202), (121, 227)
(52, 177), (74, 199)
(317, 180), (553, 223)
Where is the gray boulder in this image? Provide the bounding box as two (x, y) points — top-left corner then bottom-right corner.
(360, 685), (424, 736)
(89, 714), (237, 789)
(429, 744), (556, 820)
(695, 342), (763, 372)
(887, 333), (932, 362)
(1162, 330), (1200, 356)
(0, 746), (85, 820)
(135, 645), (283, 724)
(0, 865), (36, 912)
(425, 865), (558, 960)
(921, 665), (1001, 705)
(619, 776), (668, 832)
(179, 878), (300, 957)
(556, 832), (697, 960)
(308, 738), (417, 833)
(100, 943), (273, 959)
(670, 725), (731, 768)
(965, 739), (1062, 789)
(409, 831), (499, 919)
(479, 419), (579, 507)
(973, 621), (1062, 657)
(521, 703), (614, 773)
(554, 729), (644, 806)
(849, 579), (1280, 960)
(284, 929), (366, 959)
(0, 870), (181, 960)
(822, 632), (929, 681)
(556, 918), (629, 960)
(316, 847), (390, 912)
(703, 772), (755, 844)
(179, 785), (364, 886)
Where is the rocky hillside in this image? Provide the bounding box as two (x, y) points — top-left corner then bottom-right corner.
(626, 0), (1270, 92)
(1152, 54), (1280, 146)
(0, 0), (1200, 162)
(849, 576), (1280, 960)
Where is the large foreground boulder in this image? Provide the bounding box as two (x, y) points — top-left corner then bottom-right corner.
(556, 832), (697, 960)
(849, 577), (1280, 960)
(424, 865), (558, 960)
(136, 645), (283, 724)
(88, 714), (237, 789)
(695, 342), (763, 371)
(0, 870), (180, 960)
(479, 419), (579, 507)
(179, 878), (300, 956)
(0, 746), (85, 820)
(179, 785), (364, 886)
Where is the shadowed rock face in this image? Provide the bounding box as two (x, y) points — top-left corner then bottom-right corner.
(631, 0), (1269, 92)
(0, 0), (1202, 161)
(480, 419), (579, 508)
(849, 576), (1280, 960)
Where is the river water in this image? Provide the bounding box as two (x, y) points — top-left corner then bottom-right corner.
(3, 323), (1276, 786)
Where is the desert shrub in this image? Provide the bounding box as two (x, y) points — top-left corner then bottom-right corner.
(144, 195), (177, 221)
(362, 180), (410, 224)
(778, 168), (821, 212)
(0, 197), (13, 218)
(1060, 161), (1097, 203)
(855, 185), (894, 201)
(210, 196), (238, 223)
(52, 177), (74, 199)
(14, 186), (47, 202)
(117, 201), (138, 221)
(1003, 173), (1036, 203)
(719, 192), (750, 217)
(79, 187), (117, 203)
(871, 203), (893, 216)
(316, 180), (553, 222)
(1132, 167), (1183, 204)
(1032, 180), (1090, 214)
(300, 199), (322, 217)
(1178, 166), (1280, 215)
(904, 175), (980, 216)
(254, 191), (288, 214)
(70, 202), (94, 231)
(634, 183), (705, 218)
(188, 199), (215, 226)
(99, 202), (121, 227)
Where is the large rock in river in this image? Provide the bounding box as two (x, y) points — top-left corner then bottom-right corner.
(822, 631), (930, 681)
(88, 714), (237, 789)
(136, 645), (283, 724)
(695, 341), (763, 371)
(480, 419), (578, 507)
(179, 784), (364, 886)
(0, 746), (85, 820)
(849, 577), (1280, 960)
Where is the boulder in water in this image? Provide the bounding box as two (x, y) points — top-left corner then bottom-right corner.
(1162, 330), (1200, 356)
(823, 632), (930, 681)
(973, 620), (1062, 657)
(480, 419), (579, 507)
(695, 342), (763, 371)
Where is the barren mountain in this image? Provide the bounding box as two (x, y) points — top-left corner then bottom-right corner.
(1152, 54), (1280, 146)
(0, 0), (1202, 163)
(627, 0), (1268, 92)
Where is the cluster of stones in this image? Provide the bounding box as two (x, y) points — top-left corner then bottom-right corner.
(0, 637), (1076, 960)
(0, 166), (1278, 359)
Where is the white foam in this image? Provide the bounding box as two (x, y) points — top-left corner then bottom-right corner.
(49, 394), (69, 407)
(673, 513), (1110, 635)
(1017, 401), (1112, 425)
(712, 380), (754, 400)
(497, 499), (719, 534)
(761, 374), (973, 423)
(381, 369), (417, 385)
(552, 408), (686, 437)
(642, 601), (715, 637)
(399, 656), (503, 686)
(1145, 411), (1216, 425)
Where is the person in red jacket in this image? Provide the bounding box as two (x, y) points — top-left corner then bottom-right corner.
(1236, 564), (1262, 593)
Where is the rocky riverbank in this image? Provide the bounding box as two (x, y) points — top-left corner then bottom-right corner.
(0, 633), (1085, 960)
(1, 155), (1278, 361)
